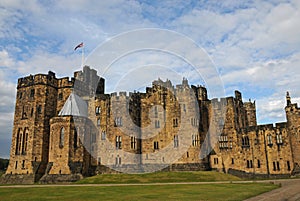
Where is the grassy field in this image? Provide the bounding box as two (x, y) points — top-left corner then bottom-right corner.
(76, 171), (242, 184)
(0, 183), (278, 201)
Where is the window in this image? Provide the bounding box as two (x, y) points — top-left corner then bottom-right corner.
(232, 158), (234, 164)
(174, 135), (179, 147)
(37, 105), (42, 114)
(214, 158), (218, 164)
(15, 161), (18, 169)
(154, 106), (158, 118)
(192, 134), (200, 147)
(257, 159), (261, 168)
(59, 127), (65, 148)
(114, 117), (122, 127)
(30, 89), (35, 97)
(131, 136), (136, 149)
(267, 134), (273, 145)
(74, 128), (78, 149)
(183, 104), (186, 112)
(22, 106), (27, 119)
(97, 118), (101, 126)
(173, 118), (178, 127)
(15, 128), (22, 155)
(101, 131), (106, 140)
(277, 161), (280, 171)
(19, 92), (23, 99)
(116, 155), (121, 166)
(58, 93), (63, 100)
(155, 120), (160, 128)
(219, 135), (228, 149)
(247, 160), (253, 168)
(22, 160), (25, 169)
(31, 108), (34, 117)
(22, 129), (28, 155)
(273, 162), (276, 171)
(154, 141), (159, 150)
(242, 136), (250, 148)
(276, 133), (283, 144)
(287, 161), (291, 171)
(187, 152), (189, 158)
(116, 136), (122, 149)
(95, 107), (101, 115)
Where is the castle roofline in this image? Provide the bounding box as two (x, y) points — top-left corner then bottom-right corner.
(58, 92), (88, 117)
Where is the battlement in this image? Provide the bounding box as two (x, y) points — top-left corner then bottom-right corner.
(17, 71), (57, 89)
(57, 77), (74, 88)
(110, 91), (131, 100)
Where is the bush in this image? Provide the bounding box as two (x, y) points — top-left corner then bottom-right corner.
(0, 158), (9, 171)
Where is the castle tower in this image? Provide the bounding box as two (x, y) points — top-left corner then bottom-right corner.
(4, 71), (58, 184)
(285, 92), (300, 174)
(244, 100), (257, 127)
(40, 93), (96, 183)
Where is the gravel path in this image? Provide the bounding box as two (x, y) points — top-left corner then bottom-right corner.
(244, 178), (300, 201)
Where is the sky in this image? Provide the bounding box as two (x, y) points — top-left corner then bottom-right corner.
(1, 0), (300, 158)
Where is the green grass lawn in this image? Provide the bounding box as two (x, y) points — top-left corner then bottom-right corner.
(0, 183), (278, 201)
(76, 171), (241, 184)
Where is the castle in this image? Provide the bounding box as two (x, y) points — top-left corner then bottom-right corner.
(1, 66), (300, 184)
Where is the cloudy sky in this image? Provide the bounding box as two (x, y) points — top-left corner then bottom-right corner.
(1, 0), (300, 158)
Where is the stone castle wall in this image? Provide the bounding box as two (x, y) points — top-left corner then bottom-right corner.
(2, 66), (300, 184)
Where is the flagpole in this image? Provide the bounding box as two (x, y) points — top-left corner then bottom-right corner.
(81, 45), (85, 67)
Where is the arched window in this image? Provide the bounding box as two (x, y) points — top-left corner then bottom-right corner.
(60, 127), (65, 148)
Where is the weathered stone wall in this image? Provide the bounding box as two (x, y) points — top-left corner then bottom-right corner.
(3, 67), (300, 184)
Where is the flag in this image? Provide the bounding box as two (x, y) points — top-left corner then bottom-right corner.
(74, 42), (84, 51)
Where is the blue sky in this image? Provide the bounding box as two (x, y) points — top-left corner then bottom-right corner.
(1, 0), (300, 158)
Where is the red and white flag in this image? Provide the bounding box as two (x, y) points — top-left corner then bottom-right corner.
(74, 42), (84, 50)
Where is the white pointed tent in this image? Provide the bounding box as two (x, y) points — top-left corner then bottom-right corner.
(58, 92), (88, 117)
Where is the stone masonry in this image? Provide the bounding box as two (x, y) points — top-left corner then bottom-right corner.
(1, 66), (300, 184)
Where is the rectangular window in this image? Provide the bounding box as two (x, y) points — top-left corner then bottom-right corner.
(95, 107), (101, 115)
(154, 106), (158, 118)
(154, 141), (159, 150)
(232, 158), (234, 164)
(257, 159), (261, 168)
(131, 136), (136, 149)
(116, 136), (122, 149)
(155, 120), (160, 128)
(273, 162), (276, 171)
(174, 135), (179, 147)
(287, 161), (291, 171)
(276, 134), (283, 144)
(173, 118), (178, 127)
(22, 160), (25, 169)
(101, 131), (106, 140)
(277, 161), (280, 171)
(58, 93), (63, 100)
(30, 89), (35, 97)
(267, 135), (273, 145)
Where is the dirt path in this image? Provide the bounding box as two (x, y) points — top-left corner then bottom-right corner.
(244, 178), (300, 201)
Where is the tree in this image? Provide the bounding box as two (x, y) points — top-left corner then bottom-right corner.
(0, 158), (9, 170)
